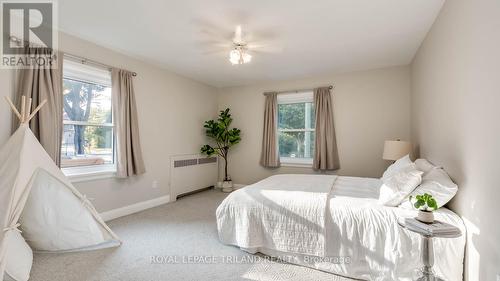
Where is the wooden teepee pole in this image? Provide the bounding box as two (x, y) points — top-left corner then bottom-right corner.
(4, 96), (21, 120)
(20, 96), (26, 123)
(4, 95), (47, 126)
(25, 97), (32, 122)
(27, 99), (47, 122)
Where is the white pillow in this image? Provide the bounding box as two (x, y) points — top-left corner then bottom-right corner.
(414, 158), (436, 174)
(381, 154), (413, 181)
(4, 230), (33, 281)
(20, 169), (104, 251)
(400, 167), (458, 209)
(378, 164), (423, 207)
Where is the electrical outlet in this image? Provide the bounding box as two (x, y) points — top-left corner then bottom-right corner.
(152, 180), (158, 189)
(496, 273), (500, 281)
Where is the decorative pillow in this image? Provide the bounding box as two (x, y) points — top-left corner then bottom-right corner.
(381, 154), (413, 181)
(400, 167), (458, 209)
(4, 230), (33, 281)
(414, 158), (436, 174)
(378, 164), (424, 207)
(20, 169), (104, 251)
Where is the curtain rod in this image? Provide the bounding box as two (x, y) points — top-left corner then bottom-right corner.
(64, 53), (137, 76)
(264, 85), (334, 95)
(10, 36), (137, 77)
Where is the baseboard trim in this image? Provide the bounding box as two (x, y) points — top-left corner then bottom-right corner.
(176, 186), (213, 200)
(99, 195), (171, 222)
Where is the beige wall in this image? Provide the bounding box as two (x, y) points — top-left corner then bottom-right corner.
(0, 32), (218, 212)
(0, 70), (14, 145)
(217, 66), (411, 184)
(411, 0), (500, 280)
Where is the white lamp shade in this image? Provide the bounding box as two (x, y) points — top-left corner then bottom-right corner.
(383, 140), (412, 160)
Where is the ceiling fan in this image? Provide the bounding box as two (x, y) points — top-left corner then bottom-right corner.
(229, 25), (251, 65)
(200, 25), (283, 65)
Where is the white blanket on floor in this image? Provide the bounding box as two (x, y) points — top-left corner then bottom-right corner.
(216, 174), (337, 256)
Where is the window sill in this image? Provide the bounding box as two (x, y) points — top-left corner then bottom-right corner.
(62, 164), (116, 183)
(280, 158), (313, 168)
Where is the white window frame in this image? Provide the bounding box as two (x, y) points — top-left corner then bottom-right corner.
(61, 58), (116, 181)
(63, 164), (116, 183)
(277, 91), (315, 167)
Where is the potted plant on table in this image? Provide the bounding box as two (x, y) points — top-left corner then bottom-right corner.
(201, 108), (241, 193)
(410, 193), (438, 223)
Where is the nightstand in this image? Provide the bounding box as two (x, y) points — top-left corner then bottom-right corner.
(398, 219), (462, 281)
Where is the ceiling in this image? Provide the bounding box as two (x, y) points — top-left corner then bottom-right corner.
(58, 0), (445, 88)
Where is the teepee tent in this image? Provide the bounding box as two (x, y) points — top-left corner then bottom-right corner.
(0, 96), (121, 281)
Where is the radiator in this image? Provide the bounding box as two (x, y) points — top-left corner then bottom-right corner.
(170, 154), (218, 200)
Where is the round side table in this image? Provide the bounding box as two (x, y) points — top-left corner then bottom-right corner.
(398, 220), (462, 281)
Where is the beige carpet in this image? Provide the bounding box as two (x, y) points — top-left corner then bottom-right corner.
(30, 189), (355, 281)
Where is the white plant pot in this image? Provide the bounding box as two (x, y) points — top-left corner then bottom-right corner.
(417, 210), (434, 224)
(222, 181), (233, 193)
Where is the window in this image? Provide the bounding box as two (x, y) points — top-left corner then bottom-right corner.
(278, 91), (315, 166)
(61, 58), (116, 180)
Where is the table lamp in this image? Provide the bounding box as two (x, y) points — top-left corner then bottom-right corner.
(383, 139), (412, 161)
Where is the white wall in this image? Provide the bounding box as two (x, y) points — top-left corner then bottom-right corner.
(410, 0), (500, 280)
(217, 66), (411, 184)
(0, 32), (218, 212)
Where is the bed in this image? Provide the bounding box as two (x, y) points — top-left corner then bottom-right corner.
(216, 174), (466, 281)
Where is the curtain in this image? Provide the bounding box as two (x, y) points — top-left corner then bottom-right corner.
(13, 48), (63, 166)
(313, 87), (340, 170)
(260, 92), (280, 168)
(112, 69), (146, 177)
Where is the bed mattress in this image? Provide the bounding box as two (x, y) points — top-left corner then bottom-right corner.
(216, 175), (466, 281)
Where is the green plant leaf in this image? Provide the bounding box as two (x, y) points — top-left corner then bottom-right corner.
(428, 198), (438, 210)
(200, 144), (216, 156)
(414, 199), (425, 209)
(412, 193), (439, 211)
(200, 108), (241, 179)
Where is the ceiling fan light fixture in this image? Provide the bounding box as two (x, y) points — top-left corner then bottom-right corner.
(243, 53), (251, 63)
(229, 46), (251, 65)
(229, 49), (241, 65)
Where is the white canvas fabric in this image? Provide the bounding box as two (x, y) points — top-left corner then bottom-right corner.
(20, 169), (105, 251)
(3, 231), (32, 281)
(0, 125), (121, 280)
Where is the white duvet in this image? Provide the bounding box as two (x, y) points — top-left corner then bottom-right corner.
(216, 175), (466, 281)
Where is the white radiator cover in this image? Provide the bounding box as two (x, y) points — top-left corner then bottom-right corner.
(170, 154), (218, 200)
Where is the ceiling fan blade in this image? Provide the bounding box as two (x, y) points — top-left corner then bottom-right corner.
(197, 27), (234, 48)
(201, 49), (228, 55)
(247, 44), (284, 53)
(233, 25), (243, 44)
(196, 37), (231, 46)
(208, 42), (233, 48)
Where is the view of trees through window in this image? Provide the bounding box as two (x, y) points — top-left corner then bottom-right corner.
(61, 78), (114, 168)
(278, 101), (315, 161)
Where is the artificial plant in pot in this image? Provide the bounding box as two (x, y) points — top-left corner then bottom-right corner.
(410, 193), (438, 223)
(201, 108), (241, 192)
